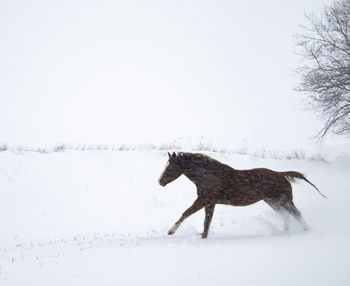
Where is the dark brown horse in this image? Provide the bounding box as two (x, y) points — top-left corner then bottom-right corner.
(158, 152), (326, 238)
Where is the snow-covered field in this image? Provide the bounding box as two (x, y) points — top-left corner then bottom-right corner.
(0, 149), (349, 285)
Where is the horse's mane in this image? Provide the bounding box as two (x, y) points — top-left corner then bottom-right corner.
(177, 152), (225, 169)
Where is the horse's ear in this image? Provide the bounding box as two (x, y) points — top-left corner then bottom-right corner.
(168, 152), (171, 158)
(172, 152), (177, 158)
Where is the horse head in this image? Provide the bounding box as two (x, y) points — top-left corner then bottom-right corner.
(158, 152), (183, 187)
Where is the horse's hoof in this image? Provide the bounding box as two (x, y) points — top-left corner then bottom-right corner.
(168, 230), (174, 235)
(201, 233), (208, 239)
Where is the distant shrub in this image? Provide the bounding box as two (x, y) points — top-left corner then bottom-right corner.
(309, 153), (328, 163)
(286, 150), (306, 160)
(53, 145), (65, 152)
(0, 144), (8, 152)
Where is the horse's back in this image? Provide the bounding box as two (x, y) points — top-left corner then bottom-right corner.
(215, 167), (292, 205)
(243, 167), (293, 199)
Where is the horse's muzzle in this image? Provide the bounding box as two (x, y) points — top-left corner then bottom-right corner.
(158, 179), (166, 187)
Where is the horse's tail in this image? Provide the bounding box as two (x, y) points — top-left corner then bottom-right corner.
(281, 171), (327, 199)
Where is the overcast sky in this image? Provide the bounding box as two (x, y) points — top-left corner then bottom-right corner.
(1, 0), (339, 150)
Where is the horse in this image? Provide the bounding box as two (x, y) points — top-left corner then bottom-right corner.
(158, 152), (326, 238)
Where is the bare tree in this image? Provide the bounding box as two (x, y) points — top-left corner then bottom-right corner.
(295, 0), (350, 138)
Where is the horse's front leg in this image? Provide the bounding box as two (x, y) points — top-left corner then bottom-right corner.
(202, 204), (215, 239)
(168, 198), (210, 236)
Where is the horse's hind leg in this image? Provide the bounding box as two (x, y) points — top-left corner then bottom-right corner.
(202, 204), (215, 239)
(264, 198), (290, 231)
(279, 199), (309, 231)
(168, 198), (210, 236)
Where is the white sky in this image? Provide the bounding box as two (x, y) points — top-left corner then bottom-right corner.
(0, 0), (337, 150)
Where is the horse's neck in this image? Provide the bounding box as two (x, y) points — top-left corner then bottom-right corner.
(181, 163), (212, 187)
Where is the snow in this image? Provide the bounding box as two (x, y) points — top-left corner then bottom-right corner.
(0, 149), (349, 285)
